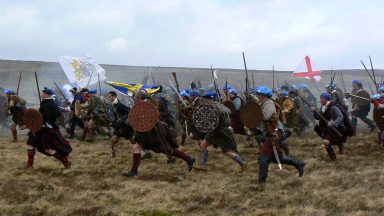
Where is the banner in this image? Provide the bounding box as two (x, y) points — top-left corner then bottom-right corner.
(292, 56), (321, 83)
(105, 81), (161, 95)
(57, 55), (106, 88)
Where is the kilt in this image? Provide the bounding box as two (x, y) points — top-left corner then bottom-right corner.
(314, 125), (347, 144)
(134, 123), (177, 153)
(27, 127), (72, 156)
(205, 126), (238, 153)
(113, 121), (134, 140)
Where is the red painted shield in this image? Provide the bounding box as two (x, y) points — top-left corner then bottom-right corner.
(23, 108), (43, 133)
(128, 101), (159, 132)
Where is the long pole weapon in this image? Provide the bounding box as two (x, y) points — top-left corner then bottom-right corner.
(369, 56), (378, 92)
(53, 81), (68, 101)
(210, 65), (222, 100)
(242, 51), (249, 93)
(98, 73), (101, 96)
(272, 65), (275, 91)
(16, 71), (22, 95)
(34, 72), (41, 103)
(361, 60), (376, 87)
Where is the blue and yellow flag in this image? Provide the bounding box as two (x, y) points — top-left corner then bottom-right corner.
(105, 81), (161, 95)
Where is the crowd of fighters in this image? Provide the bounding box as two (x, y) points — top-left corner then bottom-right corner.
(2, 77), (382, 184)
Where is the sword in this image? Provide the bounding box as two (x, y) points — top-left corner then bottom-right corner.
(270, 138), (282, 170)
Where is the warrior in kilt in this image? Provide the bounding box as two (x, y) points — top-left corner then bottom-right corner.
(345, 80), (375, 133)
(66, 87), (85, 139)
(194, 91), (247, 172)
(79, 89), (114, 142)
(4, 89), (26, 142)
(186, 90), (206, 145)
(371, 94), (384, 146)
(228, 88), (245, 135)
(311, 93), (354, 160)
(256, 87), (305, 184)
(26, 88), (72, 168)
(178, 89), (192, 149)
(122, 90), (195, 177)
(107, 91), (134, 157)
(279, 91), (301, 137)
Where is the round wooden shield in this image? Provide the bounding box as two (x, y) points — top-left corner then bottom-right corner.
(128, 101), (159, 132)
(373, 107), (384, 128)
(75, 100), (88, 119)
(23, 108), (43, 133)
(192, 104), (219, 133)
(223, 100), (236, 114)
(240, 101), (263, 129)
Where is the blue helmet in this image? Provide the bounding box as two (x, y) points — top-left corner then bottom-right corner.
(378, 86), (384, 92)
(88, 89), (97, 94)
(222, 85), (232, 90)
(371, 94), (381, 100)
(352, 80), (362, 86)
(202, 91), (216, 99)
(320, 92), (331, 100)
(42, 87), (55, 96)
(4, 89), (14, 94)
(279, 91), (288, 97)
(180, 90), (190, 97)
(256, 86), (272, 98)
(228, 88), (238, 94)
(189, 89), (200, 97)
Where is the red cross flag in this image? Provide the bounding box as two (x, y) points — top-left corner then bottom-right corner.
(292, 56), (321, 82)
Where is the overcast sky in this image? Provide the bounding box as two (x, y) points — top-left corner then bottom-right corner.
(1, 0), (384, 70)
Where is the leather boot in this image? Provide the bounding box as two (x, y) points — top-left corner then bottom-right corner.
(258, 154), (270, 184)
(325, 146), (336, 161)
(280, 155), (305, 177)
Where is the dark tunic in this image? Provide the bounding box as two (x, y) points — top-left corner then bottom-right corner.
(314, 102), (347, 144)
(205, 102), (238, 153)
(27, 99), (72, 156)
(229, 96), (245, 134)
(113, 100), (133, 139)
(8, 95), (26, 126)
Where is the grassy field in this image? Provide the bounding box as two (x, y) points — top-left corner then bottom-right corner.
(0, 128), (383, 216)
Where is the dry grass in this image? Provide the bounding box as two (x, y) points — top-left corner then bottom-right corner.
(0, 129), (384, 216)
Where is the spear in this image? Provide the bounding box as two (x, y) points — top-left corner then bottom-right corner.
(272, 65), (275, 91)
(34, 72), (41, 103)
(242, 51), (250, 93)
(53, 81), (68, 101)
(210, 65), (222, 100)
(367, 83), (375, 95)
(16, 71), (22, 95)
(98, 73), (101, 96)
(369, 56), (378, 92)
(361, 60), (376, 85)
(251, 71), (255, 89)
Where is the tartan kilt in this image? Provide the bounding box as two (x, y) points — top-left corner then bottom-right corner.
(27, 127), (72, 156)
(134, 123), (176, 153)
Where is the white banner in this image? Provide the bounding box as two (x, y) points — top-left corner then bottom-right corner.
(57, 55), (106, 88)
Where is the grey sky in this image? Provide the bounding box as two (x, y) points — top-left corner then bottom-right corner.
(1, 0), (384, 70)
